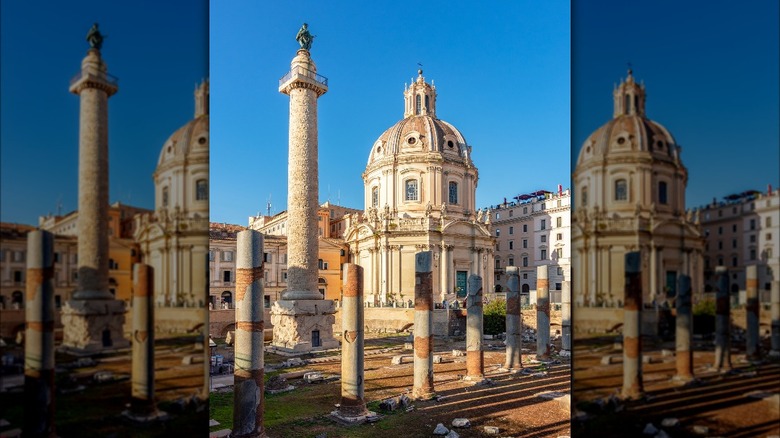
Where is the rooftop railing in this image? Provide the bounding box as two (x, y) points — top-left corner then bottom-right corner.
(279, 65), (328, 88)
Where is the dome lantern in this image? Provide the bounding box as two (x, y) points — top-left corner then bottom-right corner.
(403, 69), (436, 118)
(613, 68), (646, 118)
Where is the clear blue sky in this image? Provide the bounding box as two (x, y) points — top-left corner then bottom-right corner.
(0, 1), (208, 225)
(572, 0), (779, 209)
(210, 1), (571, 225)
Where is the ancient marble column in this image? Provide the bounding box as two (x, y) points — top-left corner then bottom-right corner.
(336, 263), (369, 419)
(622, 252), (644, 399)
(504, 266), (522, 370)
(771, 280), (780, 357)
(70, 48), (116, 301)
(674, 275), (693, 381)
(413, 251), (435, 400)
(561, 280), (572, 355)
(746, 265), (760, 361)
(713, 266), (732, 371)
(129, 264), (157, 417)
(536, 266), (551, 359)
(232, 230), (267, 438)
(279, 48), (327, 301)
(23, 230), (56, 438)
(465, 274), (484, 380)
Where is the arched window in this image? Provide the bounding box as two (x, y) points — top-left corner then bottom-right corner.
(196, 179), (208, 201)
(625, 94), (631, 114)
(581, 186), (588, 206)
(448, 181), (458, 204)
(162, 186), (169, 207)
(405, 179), (418, 201)
(424, 95), (430, 112)
(371, 186), (379, 207)
(11, 290), (23, 308)
(415, 95), (421, 115)
(658, 181), (668, 204)
(615, 179), (627, 201)
(521, 284), (530, 293)
(221, 291), (232, 306)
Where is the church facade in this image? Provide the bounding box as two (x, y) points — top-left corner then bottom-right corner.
(343, 72), (494, 305)
(133, 81), (210, 307)
(572, 71), (704, 307)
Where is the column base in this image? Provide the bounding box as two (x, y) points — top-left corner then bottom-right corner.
(121, 408), (169, 423)
(61, 299), (129, 355)
(328, 409), (378, 425)
(269, 299), (338, 354)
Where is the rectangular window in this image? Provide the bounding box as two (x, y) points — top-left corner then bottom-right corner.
(223, 270), (232, 282)
(509, 226), (514, 235)
(732, 224), (737, 232)
(323, 262), (329, 270)
(509, 241), (514, 250)
(522, 257), (528, 267)
(509, 210), (513, 217)
(541, 235), (547, 243)
(508, 258), (514, 266)
(557, 266), (563, 275)
(196, 179), (208, 200)
(264, 295), (271, 308)
(405, 179), (419, 201)
(555, 283), (562, 290)
(732, 257), (738, 267)
(556, 248), (563, 258)
(496, 242), (500, 251)
(541, 249), (547, 260)
(557, 233), (563, 241)
(732, 239), (737, 248)
(523, 239), (528, 248)
(14, 270), (23, 282)
(556, 217), (562, 227)
(495, 259), (501, 269)
(541, 219), (546, 230)
(263, 252), (272, 263)
(718, 226), (723, 235)
(718, 241), (723, 249)
(749, 249), (756, 260)
(495, 229), (500, 237)
(767, 217), (772, 227)
(221, 251), (233, 262)
(750, 219), (756, 230)
(749, 235), (756, 243)
(523, 273), (528, 279)
(523, 224), (528, 232)
(208, 251), (214, 261)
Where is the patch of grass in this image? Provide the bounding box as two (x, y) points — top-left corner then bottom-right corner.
(210, 391), (234, 432)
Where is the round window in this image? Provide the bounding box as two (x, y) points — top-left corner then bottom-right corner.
(447, 140), (454, 148)
(198, 137), (207, 145)
(407, 137), (416, 145)
(617, 137), (626, 145)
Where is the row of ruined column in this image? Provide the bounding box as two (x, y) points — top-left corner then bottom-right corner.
(620, 252), (780, 399)
(230, 230), (570, 437)
(23, 230), (180, 437)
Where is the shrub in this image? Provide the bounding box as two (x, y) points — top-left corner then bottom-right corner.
(484, 299), (506, 335)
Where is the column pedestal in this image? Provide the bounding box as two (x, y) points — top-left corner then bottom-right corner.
(60, 300), (129, 355)
(269, 299), (338, 355)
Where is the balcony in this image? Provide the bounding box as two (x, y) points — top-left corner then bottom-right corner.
(70, 70), (119, 87)
(279, 65), (328, 88)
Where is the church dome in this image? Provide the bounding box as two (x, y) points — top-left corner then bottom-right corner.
(576, 70), (681, 167)
(367, 71), (473, 168)
(153, 80), (209, 215)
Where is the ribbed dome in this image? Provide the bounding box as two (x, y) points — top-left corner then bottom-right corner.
(576, 114), (678, 166)
(367, 114), (470, 165)
(156, 114), (209, 172)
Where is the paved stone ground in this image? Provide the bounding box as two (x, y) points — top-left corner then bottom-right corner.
(573, 334), (780, 437)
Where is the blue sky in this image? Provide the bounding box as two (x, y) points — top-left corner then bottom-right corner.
(210, 1), (571, 225)
(0, 1), (207, 225)
(572, 0), (779, 209)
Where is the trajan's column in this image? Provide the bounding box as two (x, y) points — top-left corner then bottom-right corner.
(62, 24), (129, 353)
(270, 24), (338, 353)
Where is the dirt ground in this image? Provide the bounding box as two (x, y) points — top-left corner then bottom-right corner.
(573, 334), (780, 437)
(0, 334), (207, 438)
(210, 311), (571, 438)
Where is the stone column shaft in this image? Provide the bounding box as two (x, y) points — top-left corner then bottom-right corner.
(413, 251), (435, 400)
(70, 49), (116, 301)
(466, 275), (484, 380)
(714, 266), (732, 371)
(338, 264), (368, 418)
(130, 264), (156, 414)
(675, 275), (693, 381)
(279, 49), (326, 301)
(505, 267), (522, 370)
(561, 280), (571, 353)
(622, 252), (644, 399)
(536, 265), (551, 359)
(771, 280), (780, 355)
(746, 265), (760, 360)
(232, 230), (267, 438)
(24, 230), (56, 438)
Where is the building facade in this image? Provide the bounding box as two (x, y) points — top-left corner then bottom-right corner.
(488, 187), (571, 303)
(572, 70), (704, 307)
(698, 187), (779, 298)
(344, 71), (494, 306)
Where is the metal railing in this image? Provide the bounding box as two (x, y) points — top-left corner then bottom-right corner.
(279, 65), (328, 87)
(70, 70), (119, 87)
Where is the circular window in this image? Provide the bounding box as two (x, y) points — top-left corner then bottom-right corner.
(198, 137), (207, 145)
(657, 140), (664, 150)
(586, 146), (591, 153)
(376, 146), (382, 153)
(617, 137), (626, 145)
(167, 146), (172, 153)
(447, 140), (454, 148)
(407, 137), (416, 145)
